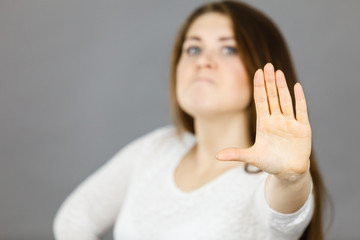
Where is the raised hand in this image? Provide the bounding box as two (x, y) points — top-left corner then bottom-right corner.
(216, 63), (311, 182)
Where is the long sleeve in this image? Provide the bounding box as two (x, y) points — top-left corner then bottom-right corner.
(254, 173), (314, 240)
(53, 132), (151, 240)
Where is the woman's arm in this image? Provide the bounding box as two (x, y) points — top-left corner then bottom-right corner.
(53, 137), (142, 239)
(216, 63), (314, 213)
(265, 168), (312, 214)
(53, 126), (173, 239)
(254, 172), (314, 239)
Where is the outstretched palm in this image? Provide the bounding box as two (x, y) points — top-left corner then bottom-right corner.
(217, 63), (311, 180)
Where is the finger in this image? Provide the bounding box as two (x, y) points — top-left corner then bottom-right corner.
(275, 70), (294, 119)
(294, 83), (309, 124)
(254, 69), (270, 119)
(216, 147), (257, 166)
(264, 63), (281, 115)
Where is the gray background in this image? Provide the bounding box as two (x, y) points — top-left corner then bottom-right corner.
(0, 0), (359, 239)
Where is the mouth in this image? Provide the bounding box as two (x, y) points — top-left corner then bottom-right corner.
(195, 77), (214, 83)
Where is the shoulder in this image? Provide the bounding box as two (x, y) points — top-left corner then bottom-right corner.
(122, 125), (194, 154)
(135, 125), (195, 152)
(120, 125), (195, 169)
(133, 125), (177, 147)
(143, 125), (178, 141)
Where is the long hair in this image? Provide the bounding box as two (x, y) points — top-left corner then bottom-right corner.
(169, 1), (330, 239)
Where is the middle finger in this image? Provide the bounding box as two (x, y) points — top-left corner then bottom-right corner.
(264, 63), (281, 115)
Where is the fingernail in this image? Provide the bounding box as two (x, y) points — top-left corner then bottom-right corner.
(216, 153), (223, 159)
(216, 152), (227, 160)
(265, 63), (273, 72)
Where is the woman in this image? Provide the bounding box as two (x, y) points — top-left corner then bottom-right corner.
(53, 1), (327, 239)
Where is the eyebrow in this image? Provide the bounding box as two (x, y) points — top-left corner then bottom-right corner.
(184, 36), (235, 41)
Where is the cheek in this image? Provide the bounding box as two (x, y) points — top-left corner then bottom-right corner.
(175, 64), (183, 97)
(237, 79), (252, 106)
(175, 61), (189, 106)
(175, 59), (193, 97)
(224, 64), (252, 108)
(176, 59), (188, 86)
(226, 80), (252, 109)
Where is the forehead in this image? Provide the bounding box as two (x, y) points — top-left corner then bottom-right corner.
(186, 12), (234, 38)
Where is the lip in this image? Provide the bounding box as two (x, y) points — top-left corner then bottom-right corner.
(195, 77), (214, 83)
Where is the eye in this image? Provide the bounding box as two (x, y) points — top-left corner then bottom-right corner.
(222, 46), (238, 55)
(185, 46), (201, 56)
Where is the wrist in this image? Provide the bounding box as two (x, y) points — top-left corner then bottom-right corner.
(272, 169), (311, 186)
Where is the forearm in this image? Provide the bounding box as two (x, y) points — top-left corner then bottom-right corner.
(264, 169), (312, 214)
(54, 214), (100, 240)
(53, 187), (112, 240)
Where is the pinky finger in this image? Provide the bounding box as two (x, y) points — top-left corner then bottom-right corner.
(294, 83), (309, 124)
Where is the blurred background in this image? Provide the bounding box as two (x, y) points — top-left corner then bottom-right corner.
(0, 0), (359, 239)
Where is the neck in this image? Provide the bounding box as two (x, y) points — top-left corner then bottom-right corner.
(191, 111), (253, 173)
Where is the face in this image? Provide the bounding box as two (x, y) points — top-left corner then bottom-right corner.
(176, 13), (252, 118)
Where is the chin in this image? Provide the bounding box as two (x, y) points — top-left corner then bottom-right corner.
(177, 94), (250, 118)
(180, 101), (252, 119)
(179, 102), (223, 119)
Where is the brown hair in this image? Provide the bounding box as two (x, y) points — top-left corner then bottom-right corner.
(169, 1), (330, 239)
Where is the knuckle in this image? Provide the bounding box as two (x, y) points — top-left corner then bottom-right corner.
(265, 76), (275, 82)
(268, 91), (278, 98)
(281, 98), (292, 105)
(256, 96), (268, 103)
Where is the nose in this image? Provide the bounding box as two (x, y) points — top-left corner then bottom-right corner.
(196, 50), (217, 69)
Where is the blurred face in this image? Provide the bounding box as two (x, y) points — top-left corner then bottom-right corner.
(176, 13), (251, 118)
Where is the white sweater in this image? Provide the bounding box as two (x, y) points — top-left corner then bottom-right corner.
(53, 125), (314, 240)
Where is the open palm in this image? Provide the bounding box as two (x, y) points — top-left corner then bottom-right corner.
(217, 63), (311, 180)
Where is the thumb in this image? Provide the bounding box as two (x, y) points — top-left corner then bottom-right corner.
(216, 146), (257, 164)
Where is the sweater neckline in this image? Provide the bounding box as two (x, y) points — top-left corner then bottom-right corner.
(168, 133), (244, 197)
